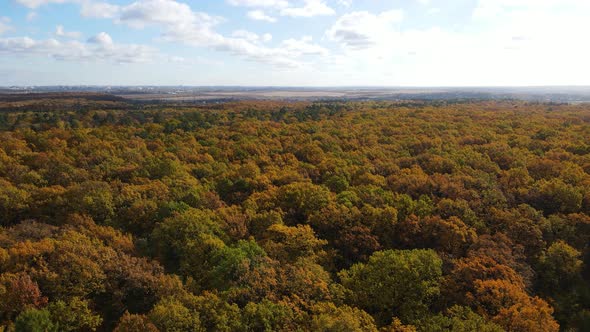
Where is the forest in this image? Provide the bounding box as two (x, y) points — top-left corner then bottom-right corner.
(0, 96), (589, 331)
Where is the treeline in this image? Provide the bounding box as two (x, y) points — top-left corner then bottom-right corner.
(1, 100), (589, 331)
(0, 93), (132, 114)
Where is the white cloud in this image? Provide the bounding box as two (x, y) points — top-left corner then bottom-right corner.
(280, 36), (328, 56)
(227, 0), (288, 8)
(87, 31), (113, 45)
(80, 1), (121, 18)
(232, 30), (272, 43)
(0, 33), (157, 63)
(230, 0), (334, 18)
(280, 0), (335, 17)
(316, 1), (590, 86)
(212, 34), (327, 68)
(247, 9), (277, 22)
(55, 25), (82, 38)
(473, 0), (590, 20)
(0, 17), (13, 35)
(232, 29), (259, 42)
(15, 0), (121, 18)
(117, 0), (212, 29)
(470, 0), (590, 56)
(326, 10), (404, 49)
(98, 0), (329, 68)
(8, 0), (590, 85)
(336, 0), (352, 7)
(14, 0), (70, 9)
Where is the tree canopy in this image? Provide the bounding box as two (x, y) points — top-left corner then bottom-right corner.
(1, 98), (589, 331)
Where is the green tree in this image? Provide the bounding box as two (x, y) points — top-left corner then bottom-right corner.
(47, 297), (102, 331)
(208, 240), (269, 291)
(0, 179), (30, 226)
(240, 299), (302, 332)
(275, 182), (331, 223)
(65, 181), (114, 223)
(150, 208), (225, 276)
(537, 240), (583, 293)
(416, 306), (503, 332)
(148, 298), (203, 332)
(185, 292), (242, 332)
(309, 302), (378, 332)
(260, 224), (327, 263)
(14, 308), (58, 332)
(339, 249), (442, 325)
(529, 179), (583, 215)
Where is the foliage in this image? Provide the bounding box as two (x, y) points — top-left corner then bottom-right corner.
(113, 312), (159, 332)
(14, 309), (58, 332)
(416, 306), (503, 332)
(47, 297), (102, 331)
(148, 298), (203, 332)
(340, 249), (442, 325)
(1, 99), (590, 330)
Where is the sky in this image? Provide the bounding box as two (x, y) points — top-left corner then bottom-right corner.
(0, 0), (589, 86)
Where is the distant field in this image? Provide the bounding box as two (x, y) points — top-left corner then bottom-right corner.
(115, 88), (475, 102)
(5, 86), (590, 102)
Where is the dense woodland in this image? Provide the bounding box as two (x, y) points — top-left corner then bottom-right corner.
(0, 97), (589, 331)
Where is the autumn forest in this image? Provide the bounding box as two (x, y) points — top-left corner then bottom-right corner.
(1, 96), (589, 331)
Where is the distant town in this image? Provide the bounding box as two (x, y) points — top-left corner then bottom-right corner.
(2, 86), (590, 103)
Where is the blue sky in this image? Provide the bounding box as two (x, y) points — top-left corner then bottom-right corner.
(0, 0), (589, 86)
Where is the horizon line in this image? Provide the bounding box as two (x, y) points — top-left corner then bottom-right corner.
(3, 85), (590, 89)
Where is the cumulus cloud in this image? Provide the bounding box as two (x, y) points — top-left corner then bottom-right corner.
(232, 30), (272, 43)
(326, 10), (404, 49)
(0, 17), (13, 35)
(14, 0), (70, 9)
(11, 0), (590, 85)
(227, 0), (288, 8)
(473, 0), (590, 20)
(315, 1), (590, 86)
(11, 0), (331, 68)
(229, 0), (334, 18)
(106, 0), (329, 68)
(470, 0), (590, 53)
(80, 1), (121, 18)
(247, 10), (277, 22)
(15, 0), (121, 18)
(337, 0), (352, 7)
(0, 32), (157, 63)
(279, 0), (334, 17)
(280, 36), (328, 56)
(117, 0), (215, 29)
(215, 35), (327, 68)
(87, 31), (113, 45)
(232, 29), (258, 42)
(55, 25), (82, 38)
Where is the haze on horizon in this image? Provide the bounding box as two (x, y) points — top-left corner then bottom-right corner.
(1, 0), (589, 87)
